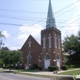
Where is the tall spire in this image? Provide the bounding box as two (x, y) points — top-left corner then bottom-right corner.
(46, 0), (56, 29)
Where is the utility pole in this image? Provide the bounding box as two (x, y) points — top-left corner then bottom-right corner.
(0, 40), (4, 50)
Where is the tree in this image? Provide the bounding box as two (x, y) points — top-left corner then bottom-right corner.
(0, 31), (5, 38)
(63, 31), (80, 67)
(0, 47), (23, 69)
(0, 31), (5, 50)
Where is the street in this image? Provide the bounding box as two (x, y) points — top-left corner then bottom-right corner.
(0, 71), (56, 80)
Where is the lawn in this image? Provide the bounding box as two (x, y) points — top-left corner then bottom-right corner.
(13, 69), (35, 72)
(58, 69), (80, 75)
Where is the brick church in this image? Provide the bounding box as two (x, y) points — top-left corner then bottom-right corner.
(21, 0), (62, 69)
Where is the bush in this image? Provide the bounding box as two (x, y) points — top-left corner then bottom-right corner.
(3, 66), (9, 69)
(38, 66), (42, 70)
(48, 66), (58, 71)
(33, 64), (38, 69)
(68, 65), (75, 68)
(61, 65), (68, 70)
(0, 60), (3, 67)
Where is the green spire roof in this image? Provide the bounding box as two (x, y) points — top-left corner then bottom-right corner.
(46, 0), (56, 28)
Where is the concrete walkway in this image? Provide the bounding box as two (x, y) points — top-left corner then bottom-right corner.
(58, 68), (80, 73)
(0, 68), (80, 78)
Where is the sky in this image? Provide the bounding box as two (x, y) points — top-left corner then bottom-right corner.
(0, 0), (80, 50)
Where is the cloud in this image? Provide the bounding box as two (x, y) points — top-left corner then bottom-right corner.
(6, 24), (43, 50)
(73, 0), (80, 7)
(61, 18), (79, 39)
(17, 24), (43, 45)
(9, 46), (20, 50)
(2, 30), (10, 38)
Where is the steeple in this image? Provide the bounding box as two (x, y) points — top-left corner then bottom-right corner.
(46, 0), (56, 29)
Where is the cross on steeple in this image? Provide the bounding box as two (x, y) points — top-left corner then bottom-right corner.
(46, 0), (56, 28)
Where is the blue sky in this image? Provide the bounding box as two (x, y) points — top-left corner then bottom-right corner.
(0, 0), (80, 50)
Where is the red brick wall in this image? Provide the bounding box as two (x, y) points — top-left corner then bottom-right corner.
(41, 27), (62, 68)
(21, 35), (41, 67)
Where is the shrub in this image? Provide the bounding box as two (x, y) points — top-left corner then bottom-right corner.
(38, 66), (42, 70)
(3, 66), (9, 69)
(33, 64), (38, 69)
(30, 66), (34, 70)
(48, 66), (58, 71)
(0, 60), (3, 67)
(61, 65), (68, 70)
(68, 65), (75, 68)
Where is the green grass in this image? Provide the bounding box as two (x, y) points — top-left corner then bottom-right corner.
(58, 69), (80, 75)
(68, 68), (80, 70)
(14, 69), (36, 72)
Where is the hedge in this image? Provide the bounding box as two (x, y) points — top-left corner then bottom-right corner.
(61, 65), (68, 70)
(48, 66), (58, 71)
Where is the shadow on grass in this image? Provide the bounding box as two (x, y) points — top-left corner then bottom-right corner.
(0, 70), (17, 74)
(1, 71), (14, 73)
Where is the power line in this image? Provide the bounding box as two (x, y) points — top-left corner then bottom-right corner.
(0, 15), (46, 21)
(0, 7), (79, 21)
(3, 1), (80, 48)
(59, 17), (80, 30)
(0, 0), (78, 13)
(0, 1), (79, 25)
(0, 9), (47, 13)
(5, 18), (46, 40)
(0, 22), (23, 26)
(56, 5), (80, 17)
(54, 0), (78, 14)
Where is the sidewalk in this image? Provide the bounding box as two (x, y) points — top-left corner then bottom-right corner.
(57, 68), (80, 73)
(0, 68), (80, 77)
(24, 71), (72, 77)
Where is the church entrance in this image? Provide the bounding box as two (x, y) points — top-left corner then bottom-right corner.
(57, 53), (60, 69)
(44, 54), (50, 69)
(57, 59), (60, 69)
(44, 59), (50, 69)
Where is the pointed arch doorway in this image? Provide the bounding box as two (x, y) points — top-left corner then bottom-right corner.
(56, 53), (60, 69)
(44, 54), (50, 69)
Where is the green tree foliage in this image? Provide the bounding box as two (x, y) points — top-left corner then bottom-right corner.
(63, 31), (80, 67)
(0, 47), (23, 67)
(0, 31), (5, 38)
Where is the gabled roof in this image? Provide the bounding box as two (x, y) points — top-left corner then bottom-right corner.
(21, 35), (41, 50)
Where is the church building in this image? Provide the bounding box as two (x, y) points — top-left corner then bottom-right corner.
(21, 0), (62, 69)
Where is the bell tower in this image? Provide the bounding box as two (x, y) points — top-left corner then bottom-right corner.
(41, 0), (62, 69)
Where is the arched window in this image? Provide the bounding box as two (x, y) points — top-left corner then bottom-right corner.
(58, 36), (60, 49)
(43, 35), (46, 49)
(48, 34), (52, 48)
(57, 53), (60, 59)
(45, 53), (50, 59)
(28, 39), (31, 47)
(27, 51), (31, 65)
(55, 34), (57, 48)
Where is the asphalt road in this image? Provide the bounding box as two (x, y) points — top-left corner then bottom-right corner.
(0, 72), (56, 80)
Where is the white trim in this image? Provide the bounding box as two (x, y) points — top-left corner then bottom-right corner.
(44, 59), (50, 69)
(55, 34), (57, 48)
(43, 35), (46, 49)
(48, 34), (52, 48)
(58, 36), (60, 49)
(53, 51), (55, 53)
(28, 39), (31, 47)
(27, 52), (31, 65)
